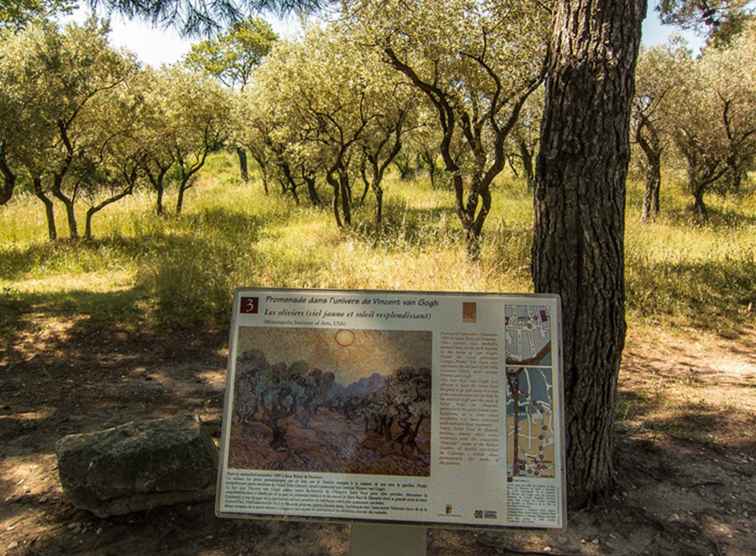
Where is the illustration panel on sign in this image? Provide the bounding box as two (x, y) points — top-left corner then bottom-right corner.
(506, 367), (555, 480)
(229, 327), (432, 477)
(504, 305), (551, 365)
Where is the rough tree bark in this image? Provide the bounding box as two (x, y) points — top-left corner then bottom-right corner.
(52, 173), (79, 240)
(302, 172), (321, 207)
(532, 0), (645, 506)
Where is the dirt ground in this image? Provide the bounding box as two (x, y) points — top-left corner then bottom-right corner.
(1, 311), (754, 555)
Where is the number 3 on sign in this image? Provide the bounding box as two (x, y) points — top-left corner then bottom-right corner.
(240, 297), (259, 314)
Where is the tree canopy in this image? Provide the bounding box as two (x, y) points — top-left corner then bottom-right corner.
(657, 0), (755, 46)
(0, 0), (75, 31)
(185, 16), (277, 90)
(88, 0), (325, 35)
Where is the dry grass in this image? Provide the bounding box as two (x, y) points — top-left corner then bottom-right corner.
(1, 154), (754, 335)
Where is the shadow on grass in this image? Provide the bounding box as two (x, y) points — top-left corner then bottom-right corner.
(626, 254), (756, 335)
(0, 207), (268, 282)
(352, 201), (462, 249)
(659, 203), (756, 229)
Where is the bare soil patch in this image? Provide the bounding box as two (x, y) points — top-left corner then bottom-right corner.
(1, 314), (754, 555)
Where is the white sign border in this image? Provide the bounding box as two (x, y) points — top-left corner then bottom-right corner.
(215, 287), (567, 530)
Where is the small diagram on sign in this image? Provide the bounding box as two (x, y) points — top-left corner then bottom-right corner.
(504, 305), (551, 365)
(506, 366), (555, 480)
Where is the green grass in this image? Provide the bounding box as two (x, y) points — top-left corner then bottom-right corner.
(1, 153), (754, 336)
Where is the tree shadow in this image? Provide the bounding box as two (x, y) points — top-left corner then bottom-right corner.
(660, 203), (756, 229)
(0, 207), (269, 283)
(353, 202), (462, 249)
(626, 255), (756, 334)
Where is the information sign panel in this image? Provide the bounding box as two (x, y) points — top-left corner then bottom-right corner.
(216, 288), (566, 528)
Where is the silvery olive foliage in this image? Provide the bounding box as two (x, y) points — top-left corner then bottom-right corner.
(664, 25), (756, 217)
(0, 18), (233, 237)
(241, 25), (420, 227)
(343, 0), (552, 255)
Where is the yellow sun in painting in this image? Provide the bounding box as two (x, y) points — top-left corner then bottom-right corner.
(335, 329), (355, 347)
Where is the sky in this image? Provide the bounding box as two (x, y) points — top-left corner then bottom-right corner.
(236, 327), (432, 385)
(61, 1), (705, 69)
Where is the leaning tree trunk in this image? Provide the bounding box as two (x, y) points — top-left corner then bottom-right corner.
(532, 0), (645, 507)
(52, 176), (79, 240)
(156, 185), (165, 217)
(517, 138), (536, 191)
(32, 176), (57, 241)
(176, 181), (187, 216)
(304, 174), (321, 207)
(692, 184), (708, 220)
(84, 185), (134, 240)
(0, 157), (15, 206)
(236, 147), (249, 183)
(339, 170), (352, 227)
(641, 155), (661, 222)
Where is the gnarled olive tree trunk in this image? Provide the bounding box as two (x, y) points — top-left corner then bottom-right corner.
(236, 147), (249, 183)
(0, 149), (16, 206)
(532, 0), (645, 507)
(635, 118), (663, 222)
(32, 176), (57, 241)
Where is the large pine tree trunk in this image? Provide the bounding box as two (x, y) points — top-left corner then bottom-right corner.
(532, 0), (645, 507)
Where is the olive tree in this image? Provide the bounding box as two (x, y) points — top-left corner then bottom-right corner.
(668, 29), (755, 218)
(133, 68), (178, 216)
(71, 84), (150, 239)
(346, 0), (551, 257)
(631, 44), (686, 221)
(254, 27), (416, 228)
(0, 26), (59, 236)
(185, 17), (277, 182)
(156, 65), (233, 215)
(0, 19), (138, 240)
(236, 83), (326, 204)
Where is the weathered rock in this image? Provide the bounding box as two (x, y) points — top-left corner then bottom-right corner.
(56, 414), (217, 517)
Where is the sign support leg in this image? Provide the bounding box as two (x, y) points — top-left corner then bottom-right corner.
(348, 522), (427, 556)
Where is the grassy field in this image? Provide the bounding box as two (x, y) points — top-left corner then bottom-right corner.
(1, 153), (754, 338)
(1, 154), (755, 555)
